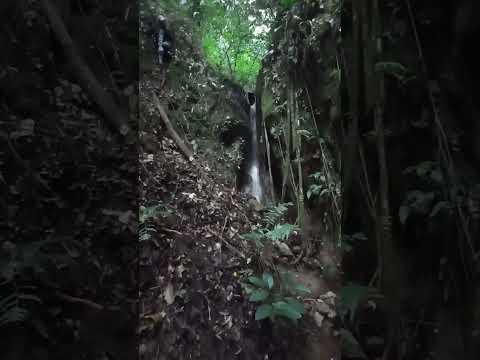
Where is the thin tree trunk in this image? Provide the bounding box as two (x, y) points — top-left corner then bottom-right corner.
(281, 86), (292, 202)
(264, 119), (276, 203)
(294, 95), (305, 228)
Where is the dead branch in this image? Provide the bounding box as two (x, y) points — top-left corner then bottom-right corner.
(40, 0), (130, 136)
(162, 228), (183, 235)
(55, 291), (120, 311)
(152, 93), (195, 162)
(206, 228), (246, 259)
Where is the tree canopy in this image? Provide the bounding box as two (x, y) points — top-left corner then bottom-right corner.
(141, 0), (274, 87)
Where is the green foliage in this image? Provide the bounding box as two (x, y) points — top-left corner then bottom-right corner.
(139, 204), (171, 244)
(267, 223), (297, 242)
(404, 161), (444, 184)
(140, 204), (171, 223)
(242, 222), (298, 246)
(0, 240), (50, 329)
(0, 289), (41, 328)
(264, 202), (293, 227)
(279, 0), (297, 10)
(186, 0), (274, 86)
(280, 270), (311, 296)
(399, 161), (450, 224)
(243, 271), (306, 322)
(242, 202), (297, 247)
(307, 171), (338, 200)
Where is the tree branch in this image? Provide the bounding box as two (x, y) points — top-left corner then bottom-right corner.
(152, 94), (195, 162)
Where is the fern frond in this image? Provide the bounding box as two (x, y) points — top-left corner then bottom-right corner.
(0, 293), (29, 328)
(264, 202), (293, 227)
(266, 223), (297, 242)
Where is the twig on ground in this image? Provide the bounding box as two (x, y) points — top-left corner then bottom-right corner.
(55, 291), (120, 311)
(206, 228), (246, 259)
(163, 228), (183, 235)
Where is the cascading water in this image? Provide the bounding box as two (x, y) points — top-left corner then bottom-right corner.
(246, 94), (263, 202)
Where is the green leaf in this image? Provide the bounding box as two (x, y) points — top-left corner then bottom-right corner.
(255, 304), (273, 320)
(249, 289), (269, 302)
(266, 223), (297, 242)
(429, 201), (450, 217)
(262, 272), (274, 290)
(243, 285), (254, 295)
(292, 282), (311, 295)
(415, 161), (435, 177)
(248, 276), (266, 288)
(280, 0), (296, 10)
(272, 301), (303, 320)
(284, 297), (305, 314)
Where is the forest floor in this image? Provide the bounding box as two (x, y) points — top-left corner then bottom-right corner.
(139, 73), (344, 360)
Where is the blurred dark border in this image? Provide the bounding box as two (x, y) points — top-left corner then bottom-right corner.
(0, 1), (139, 359)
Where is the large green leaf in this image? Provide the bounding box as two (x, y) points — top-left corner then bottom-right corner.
(248, 276), (266, 288)
(255, 304), (273, 320)
(292, 282), (311, 295)
(249, 289), (269, 302)
(272, 301), (303, 320)
(284, 297), (305, 314)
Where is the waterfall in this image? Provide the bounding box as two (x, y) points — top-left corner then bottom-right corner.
(246, 94), (263, 202)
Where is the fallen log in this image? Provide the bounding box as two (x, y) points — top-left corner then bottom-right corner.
(152, 93), (195, 162)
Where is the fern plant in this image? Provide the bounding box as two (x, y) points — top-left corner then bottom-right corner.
(241, 202), (297, 247)
(264, 202), (293, 227)
(0, 240), (46, 329)
(0, 289), (41, 328)
(139, 203), (171, 245)
(0, 292), (28, 327)
(243, 271), (308, 323)
(242, 223), (298, 247)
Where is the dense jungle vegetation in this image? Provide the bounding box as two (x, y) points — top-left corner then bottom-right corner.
(1, 0), (480, 359)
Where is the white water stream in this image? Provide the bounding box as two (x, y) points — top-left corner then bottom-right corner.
(247, 98), (263, 202)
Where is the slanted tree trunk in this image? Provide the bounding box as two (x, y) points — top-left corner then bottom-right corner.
(40, 0), (131, 136)
(152, 94), (195, 162)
